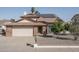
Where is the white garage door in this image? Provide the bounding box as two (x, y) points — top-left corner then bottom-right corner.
(12, 27), (33, 36)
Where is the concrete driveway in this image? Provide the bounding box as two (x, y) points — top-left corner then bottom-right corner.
(0, 36), (79, 52)
(0, 36), (36, 52)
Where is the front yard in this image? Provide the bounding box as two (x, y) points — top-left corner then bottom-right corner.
(36, 35), (79, 46)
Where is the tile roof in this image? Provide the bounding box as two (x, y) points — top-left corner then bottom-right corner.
(20, 14), (39, 18)
(21, 14), (57, 18)
(38, 14), (57, 18)
(37, 17), (57, 23)
(4, 21), (46, 26)
(4, 13), (63, 26)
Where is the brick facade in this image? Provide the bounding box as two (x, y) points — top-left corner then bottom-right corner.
(6, 26), (12, 37)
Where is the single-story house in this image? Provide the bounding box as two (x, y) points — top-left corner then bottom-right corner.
(4, 13), (63, 37)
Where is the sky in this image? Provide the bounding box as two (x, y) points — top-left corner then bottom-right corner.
(0, 7), (79, 22)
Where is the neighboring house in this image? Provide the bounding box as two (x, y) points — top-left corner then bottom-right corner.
(4, 13), (63, 37)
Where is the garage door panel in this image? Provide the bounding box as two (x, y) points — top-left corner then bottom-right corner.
(12, 27), (33, 36)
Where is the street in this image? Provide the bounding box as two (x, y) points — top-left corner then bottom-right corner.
(0, 36), (79, 52)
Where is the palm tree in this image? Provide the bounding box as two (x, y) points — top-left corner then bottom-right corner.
(10, 18), (15, 22)
(35, 11), (40, 15)
(31, 7), (36, 14)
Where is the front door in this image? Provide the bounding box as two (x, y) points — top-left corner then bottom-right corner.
(38, 26), (42, 34)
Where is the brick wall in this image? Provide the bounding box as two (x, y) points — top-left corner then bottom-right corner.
(6, 26), (12, 37)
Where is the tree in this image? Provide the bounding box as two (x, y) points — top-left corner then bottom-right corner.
(64, 23), (70, 31)
(70, 14), (79, 40)
(31, 7), (36, 14)
(51, 21), (64, 34)
(56, 17), (64, 22)
(31, 7), (40, 15)
(10, 18), (15, 22)
(35, 11), (40, 15)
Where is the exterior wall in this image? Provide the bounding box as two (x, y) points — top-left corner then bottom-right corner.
(42, 26), (47, 33)
(47, 26), (51, 33)
(33, 26), (47, 36)
(47, 24), (53, 33)
(33, 26), (38, 36)
(6, 26), (12, 37)
(6, 26), (47, 37)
